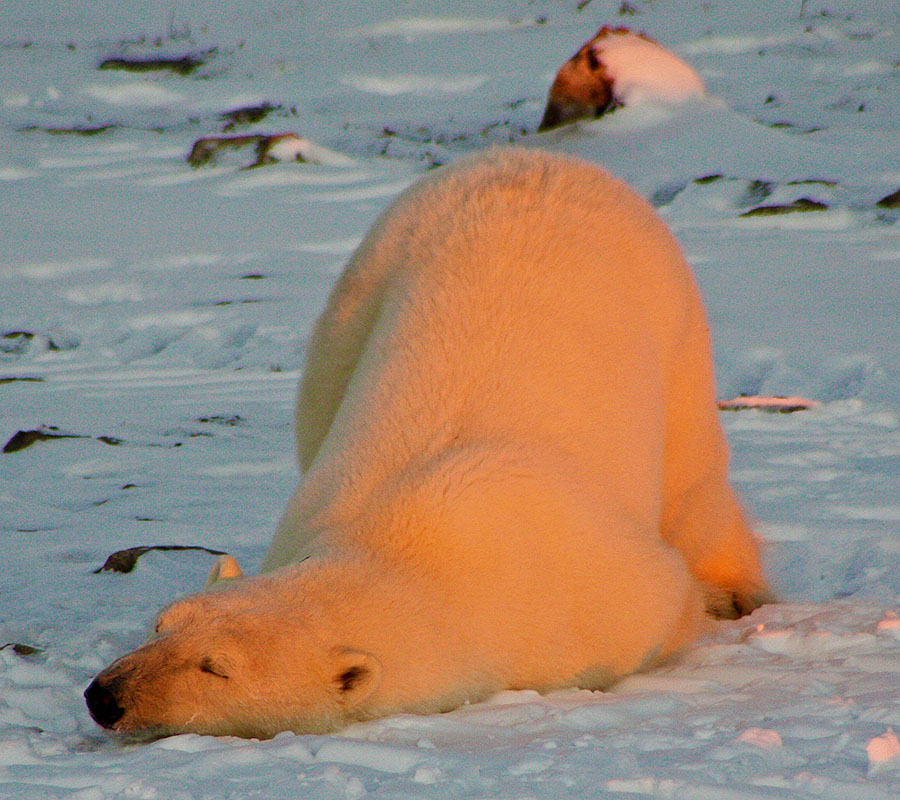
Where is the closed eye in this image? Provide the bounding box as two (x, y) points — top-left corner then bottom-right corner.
(199, 658), (230, 679)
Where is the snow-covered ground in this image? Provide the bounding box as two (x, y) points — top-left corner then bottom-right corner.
(2, 0), (900, 797)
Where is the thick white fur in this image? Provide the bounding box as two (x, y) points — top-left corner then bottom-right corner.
(90, 147), (768, 738)
(269, 146), (766, 600)
(263, 145), (768, 703)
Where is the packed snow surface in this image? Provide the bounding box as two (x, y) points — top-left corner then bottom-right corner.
(2, 0), (900, 798)
(588, 28), (708, 106)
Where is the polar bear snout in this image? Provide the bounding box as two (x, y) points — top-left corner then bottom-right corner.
(84, 676), (125, 729)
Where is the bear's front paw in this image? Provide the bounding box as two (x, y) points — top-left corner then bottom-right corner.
(703, 585), (774, 620)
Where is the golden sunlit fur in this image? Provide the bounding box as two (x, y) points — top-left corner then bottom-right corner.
(87, 148), (770, 739)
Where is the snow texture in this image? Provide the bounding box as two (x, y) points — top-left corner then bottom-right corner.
(2, 0), (900, 798)
(591, 28), (707, 106)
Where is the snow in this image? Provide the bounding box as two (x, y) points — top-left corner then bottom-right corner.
(589, 28), (707, 106)
(2, 0), (900, 797)
(867, 729), (900, 775)
(342, 73), (489, 96)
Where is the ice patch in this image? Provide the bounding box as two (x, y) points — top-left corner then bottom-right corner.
(2, 657), (70, 689)
(831, 505), (900, 522)
(37, 153), (132, 170)
(61, 459), (122, 479)
(341, 16), (523, 39)
(0, 739), (43, 767)
(562, 694), (682, 730)
(747, 628), (878, 658)
(200, 460), (288, 477)
(323, 766), (367, 798)
(412, 764), (445, 783)
(611, 674), (721, 694)
(215, 168), (384, 198)
(0, 165), (37, 180)
(737, 727), (783, 749)
(153, 733), (229, 753)
(295, 237), (362, 255)
(580, 100), (698, 134)
(681, 32), (795, 55)
(734, 208), (856, 231)
(314, 739), (425, 773)
(127, 310), (216, 330)
(82, 82), (183, 107)
(312, 179), (417, 203)
(18, 257), (114, 280)
(483, 689), (544, 705)
(759, 524), (809, 542)
(63, 282), (148, 305)
(142, 168), (225, 187)
(870, 250), (900, 263)
(508, 756), (553, 775)
(454, 698), (549, 727)
(144, 253), (224, 271)
(842, 60), (893, 77)
(2, 91), (30, 108)
(342, 73), (487, 96)
(268, 734), (315, 762)
(604, 777), (680, 796)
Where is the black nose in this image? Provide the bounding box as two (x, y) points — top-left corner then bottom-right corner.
(84, 678), (125, 729)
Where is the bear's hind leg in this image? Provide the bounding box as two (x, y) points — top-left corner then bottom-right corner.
(664, 476), (773, 619)
(659, 309), (773, 618)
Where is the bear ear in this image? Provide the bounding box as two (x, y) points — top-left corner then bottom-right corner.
(329, 647), (382, 707)
(206, 554), (244, 587)
(154, 601), (192, 635)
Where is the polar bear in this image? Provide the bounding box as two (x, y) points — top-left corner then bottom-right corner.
(85, 147), (770, 739)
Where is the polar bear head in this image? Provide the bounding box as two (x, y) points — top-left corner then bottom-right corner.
(84, 587), (382, 739)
